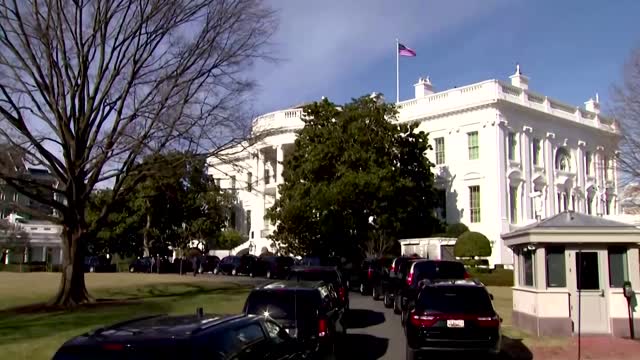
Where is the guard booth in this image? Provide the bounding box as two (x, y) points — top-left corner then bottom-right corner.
(398, 237), (457, 260)
(503, 212), (640, 337)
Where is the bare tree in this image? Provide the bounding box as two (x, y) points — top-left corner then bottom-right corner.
(612, 48), (640, 184)
(361, 230), (394, 259)
(0, 0), (276, 306)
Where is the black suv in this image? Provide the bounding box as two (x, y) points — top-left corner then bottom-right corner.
(243, 281), (346, 357)
(404, 280), (502, 359)
(399, 260), (469, 324)
(215, 255), (258, 276)
(287, 266), (349, 311)
(254, 256), (295, 279)
(53, 312), (307, 360)
(356, 257), (393, 299)
(381, 256), (422, 312)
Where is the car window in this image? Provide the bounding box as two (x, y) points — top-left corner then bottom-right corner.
(414, 261), (466, 281)
(417, 287), (494, 314)
(235, 324), (264, 345)
(289, 270), (338, 284)
(263, 320), (287, 344)
(245, 290), (320, 321)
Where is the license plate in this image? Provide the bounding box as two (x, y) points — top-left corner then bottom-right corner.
(446, 319), (465, 328)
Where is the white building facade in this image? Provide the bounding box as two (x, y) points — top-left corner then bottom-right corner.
(208, 66), (621, 266)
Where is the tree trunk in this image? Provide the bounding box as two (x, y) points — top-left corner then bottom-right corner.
(50, 226), (93, 306)
(143, 211), (151, 257)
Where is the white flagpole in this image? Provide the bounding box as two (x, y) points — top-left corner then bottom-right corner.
(396, 38), (399, 103)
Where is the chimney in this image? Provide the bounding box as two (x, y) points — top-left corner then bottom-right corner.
(584, 93), (601, 114)
(509, 63), (529, 90)
(414, 76), (434, 98)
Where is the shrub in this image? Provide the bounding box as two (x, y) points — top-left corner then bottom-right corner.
(469, 268), (514, 286)
(455, 231), (491, 258)
(446, 223), (469, 238)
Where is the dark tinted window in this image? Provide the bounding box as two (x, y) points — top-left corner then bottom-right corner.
(245, 291), (319, 320)
(413, 261), (466, 281)
(289, 270), (338, 284)
(417, 286), (494, 314)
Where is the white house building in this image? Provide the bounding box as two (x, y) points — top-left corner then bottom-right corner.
(208, 65), (621, 266)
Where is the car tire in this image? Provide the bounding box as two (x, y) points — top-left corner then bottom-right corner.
(372, 286), (381, 300)
(359, 283), (366, 295)
(213, 268), (219, 275)
(249, 271), (255, 278)
(129, 266), (135, 273)
(401, 309), (407, 326)
(406, 345), (417, 360)
(383, 291), (393, 308)
(231, 268), (237, 276)
(393, 295), (402, 314)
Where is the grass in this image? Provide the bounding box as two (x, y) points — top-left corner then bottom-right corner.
(0, 273), (252, 360)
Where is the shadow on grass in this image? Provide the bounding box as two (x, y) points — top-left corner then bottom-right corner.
(500, 335), (533, 360)
(0, 282), (251, 346)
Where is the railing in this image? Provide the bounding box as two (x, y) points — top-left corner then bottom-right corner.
(252, 109), (305, 134)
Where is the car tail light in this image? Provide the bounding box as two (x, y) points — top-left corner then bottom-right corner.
(409, 310), (439, 327)
(464, 271), (471, 279)
(338, 286), (346, 301)
(318, 318), (328, 337)
(477, 315), (500, 327)
(367, 268), (374, 279)
(390, 263), (395, 273)
(406, 269), (414, 285)
(102, 343), (124, 351)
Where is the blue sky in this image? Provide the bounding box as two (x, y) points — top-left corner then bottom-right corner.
(252, 0), (640, 114)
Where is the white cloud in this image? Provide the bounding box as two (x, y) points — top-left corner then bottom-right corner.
(251, 0), (512, 112)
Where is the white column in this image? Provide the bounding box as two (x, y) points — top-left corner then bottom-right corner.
(613, 153), (619, 214)
(256, 149), (266, 238)
(545, 134), (556, 216)
(276, 145), (284, 181)
(576, 145), (584, 213)
(521, 128), (532, 220)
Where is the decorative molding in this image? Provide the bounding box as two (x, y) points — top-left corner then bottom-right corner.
(562, 138), (569, 147)
(577, 140), (586, 147)
(522, 126), (533, 133)
(596, 145), (605, 151)
(546, 132), (555, 139)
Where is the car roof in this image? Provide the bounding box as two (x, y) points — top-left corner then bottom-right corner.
(82, 314), (247, 340)
(424, 279), (485, 288)
(255, 280), (325, 290)
(290, 265), (337, 272)
(410, 259), (464, 268)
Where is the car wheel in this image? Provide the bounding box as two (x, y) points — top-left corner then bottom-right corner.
(406, 345), (417, 360)
(401, 309), (406, 326)
(393, 295), (402, 314)
(359, 283), (366, 295)
(129, 266), (135, 273)
(249, 271), (255, 278)
(383, 291), (393, 308)
(266, 270), (272, 279)
(213, 268), (219, 275)
(372, 286), (380, 300)
(231, 268), (237, 276)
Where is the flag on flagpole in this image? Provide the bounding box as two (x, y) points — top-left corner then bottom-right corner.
(398, 43), (416, 57)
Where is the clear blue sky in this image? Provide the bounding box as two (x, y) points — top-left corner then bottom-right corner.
(253, 0), (639, 115)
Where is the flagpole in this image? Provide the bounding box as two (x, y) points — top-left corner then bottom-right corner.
(396, 38), (399, 103)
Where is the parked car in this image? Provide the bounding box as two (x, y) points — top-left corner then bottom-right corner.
(399, 260), (470, 325)
(356, 257), (393, 299)
(381, 256), (422, 311)
(84, 256), (116, 273)
(215, 254), (258, 276)
(287, 266), (349, 311)
(255, 256), (295, 279)
(201, 255), (221, 273)
(404, 280), (502, 359)
(129, 257), (172, 273)
(53, 312), (307, 360)
(243, 280), (346, 357)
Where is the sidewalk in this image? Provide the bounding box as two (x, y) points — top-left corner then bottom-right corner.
(530, 336), (640, 360)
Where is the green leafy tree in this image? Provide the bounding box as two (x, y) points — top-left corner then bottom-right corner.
(216, 229), (245, 250)
(446, 223), (469, 238)
(454, 231), (492, 259)
(267, 95), (440, 258)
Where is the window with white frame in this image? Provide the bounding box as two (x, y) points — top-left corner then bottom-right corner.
(520, 249), (535, 287)
(507, 132), (517, 161)
(509, 185), (519, 224)
(585, 151), (592, 176)
(469, 185), (481, 223)
(467, 131), (479, 160)
(532, 138), (542, 166)
(434, 137), (445, 165)
(546, 246), (566, 288)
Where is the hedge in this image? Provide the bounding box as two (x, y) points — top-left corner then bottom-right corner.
(468, 268), (514, 287)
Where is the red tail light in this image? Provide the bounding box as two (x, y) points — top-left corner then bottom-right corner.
(464, 271), (471, 279)
(318, 318), (328, 337)
(367, 268), (374, 279)
(338, 286), (346, 301)
(390, 263), (395, 272)
(102, 344), (124, 351)
(406, 270), (414, 285)
(477, 315), (501, 327)
(409, 310), (439, 327)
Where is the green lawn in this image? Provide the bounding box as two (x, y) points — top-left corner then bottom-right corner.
(0, 273), (252, 360)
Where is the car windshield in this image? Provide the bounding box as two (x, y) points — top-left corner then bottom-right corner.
(245, 291), (319, 320)
(289, 270), (338, 284)
(414, 261), (466, 280)
(417, 286), (494, 314)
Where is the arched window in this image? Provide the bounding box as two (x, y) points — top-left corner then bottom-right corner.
(555, 148), (571, 172)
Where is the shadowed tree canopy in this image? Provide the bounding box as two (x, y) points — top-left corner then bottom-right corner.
(454, 231), (491, 258)
(266, 95), (441, 258)
(0, 0), (276, 306)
